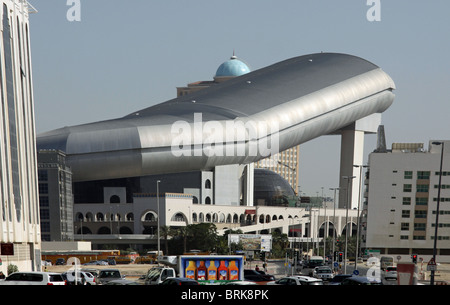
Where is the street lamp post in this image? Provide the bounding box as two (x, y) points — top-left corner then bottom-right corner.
(343, 176), (356, 274)
(353, 165), (368, 270)
(431, 141), (444, 285)
(157, 180), (161, 265)
(330, 187), (339, 267)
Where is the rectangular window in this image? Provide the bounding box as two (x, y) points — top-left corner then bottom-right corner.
(415, 197), (428, 205)
(413, 236), (426, 240)
(401, 223), (410, 230)
(414, 210), (427, 218)
(39, 196), (49, 207)
(38, 169), (48, 181)
(403, 184), (412, 192)
(38, 183), (48, 194)
(417, 171), (430, 179)
(402, 197), (411, 205)
(414, 223), (426, 231)
(404, 171), (413, 179)
(416, 184), (429, 193)
(402, 210), (411, 218)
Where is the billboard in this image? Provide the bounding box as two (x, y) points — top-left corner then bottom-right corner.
(179, 255), (244, 284)
(228, 234), (272, 252)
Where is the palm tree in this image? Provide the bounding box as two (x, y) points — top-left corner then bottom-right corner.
(160, 225), (171, 255)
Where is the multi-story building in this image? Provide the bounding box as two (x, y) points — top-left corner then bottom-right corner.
(363, 141), (450, 262)
(37, 150), (74, 242)
(0, 0), (40, 272)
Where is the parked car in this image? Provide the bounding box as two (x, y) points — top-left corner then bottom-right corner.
(384, 266), (397, 280)
(62, 271), (96, 285)
(313, 266), (334, 281)
(222, 280), (258, 285)
(340, 276), (382, 285)
(243, 269), (275, 282)
(328, 274), (352, 285)
(159, 277), (199, 286)
(104, 279), (139, 285)
(0, 272), (66, 285)
(267, 276), (323, 285)
(97, 269), (124, 285)
(55, 258), (66, 265)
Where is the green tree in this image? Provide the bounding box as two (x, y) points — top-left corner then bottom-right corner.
(271, 230), (289, 258)
(160, 225), (171, 255)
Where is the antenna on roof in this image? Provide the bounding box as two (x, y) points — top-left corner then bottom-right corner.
(231, 49), (237, 59)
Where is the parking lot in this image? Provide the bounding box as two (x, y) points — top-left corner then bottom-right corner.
(43, 259), (450, 284)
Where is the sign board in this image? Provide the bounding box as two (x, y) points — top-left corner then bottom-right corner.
(0, 243), (14, 256)
(228, 234), (272, 252)
(365, 249), (380, 258)
(179, 255), (244, 284)
(427, 258), (437, 271)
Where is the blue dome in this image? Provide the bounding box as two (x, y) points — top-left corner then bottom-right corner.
(215, 56), (251, 77)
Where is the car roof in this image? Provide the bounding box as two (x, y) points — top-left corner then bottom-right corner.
(288, 276), (322, 282)
(173, 277), (197, 282)
(347, 276), (381, 283)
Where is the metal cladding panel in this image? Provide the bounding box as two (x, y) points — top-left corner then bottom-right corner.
(36, 53), (395, 181)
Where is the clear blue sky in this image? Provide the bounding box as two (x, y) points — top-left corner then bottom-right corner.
(28, 0), (450, 196)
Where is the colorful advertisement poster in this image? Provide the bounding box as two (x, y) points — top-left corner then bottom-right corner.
(179, 255), (244, 284)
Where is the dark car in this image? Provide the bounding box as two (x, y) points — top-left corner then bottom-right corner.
(55, 258), (66, 265)
(244, 269), (275, 282)
(328, 274), (352, 285)
(159, 278), (199, 285)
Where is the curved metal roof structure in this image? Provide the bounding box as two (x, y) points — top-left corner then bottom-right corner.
(37, 53), (395, 182)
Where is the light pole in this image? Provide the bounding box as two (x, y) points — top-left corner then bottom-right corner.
(157, 180), (161, 265)
(431, 141), (444, 285)
(343, 175), (356, 274)
(353, 165), (368, 270)
(330, 187), (339, 267)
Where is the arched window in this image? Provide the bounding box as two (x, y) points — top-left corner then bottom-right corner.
(171, 213), (185, 222)
(96, 212), (104, 221)
(110, 195), (120, 203)
(144, 212), (156, 222)
(205, 179), (211, 189)
(205, 197), (211, 205)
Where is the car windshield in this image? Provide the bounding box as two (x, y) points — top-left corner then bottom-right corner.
(99, 271), (120, 278)
(147, 268), (162, 281)
(49, 274), (64, 282)
(317, 269), (331, 273)
(303, 281), (323, 285)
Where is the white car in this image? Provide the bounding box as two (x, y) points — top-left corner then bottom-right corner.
(63, 271), (96, 285)
(267, 276), (323, 285)
(384, 266), (397, 280)
(313, 266), (334, 281)
(0, 272), (66, 285)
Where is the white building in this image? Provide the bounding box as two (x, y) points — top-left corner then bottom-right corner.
(0, 0), (40, 273)
(73, 191), (359, 253)
(363, 141), (450, 262)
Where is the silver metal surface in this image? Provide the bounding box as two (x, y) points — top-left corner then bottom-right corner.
(37, 53), (395, 181)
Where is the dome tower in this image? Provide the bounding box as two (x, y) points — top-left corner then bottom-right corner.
(214, 54), (251, 82)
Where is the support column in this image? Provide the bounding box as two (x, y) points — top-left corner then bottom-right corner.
(338, 128), (364, 209)
(243, 163), (254, 206)
(338, 114), (381, 210)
